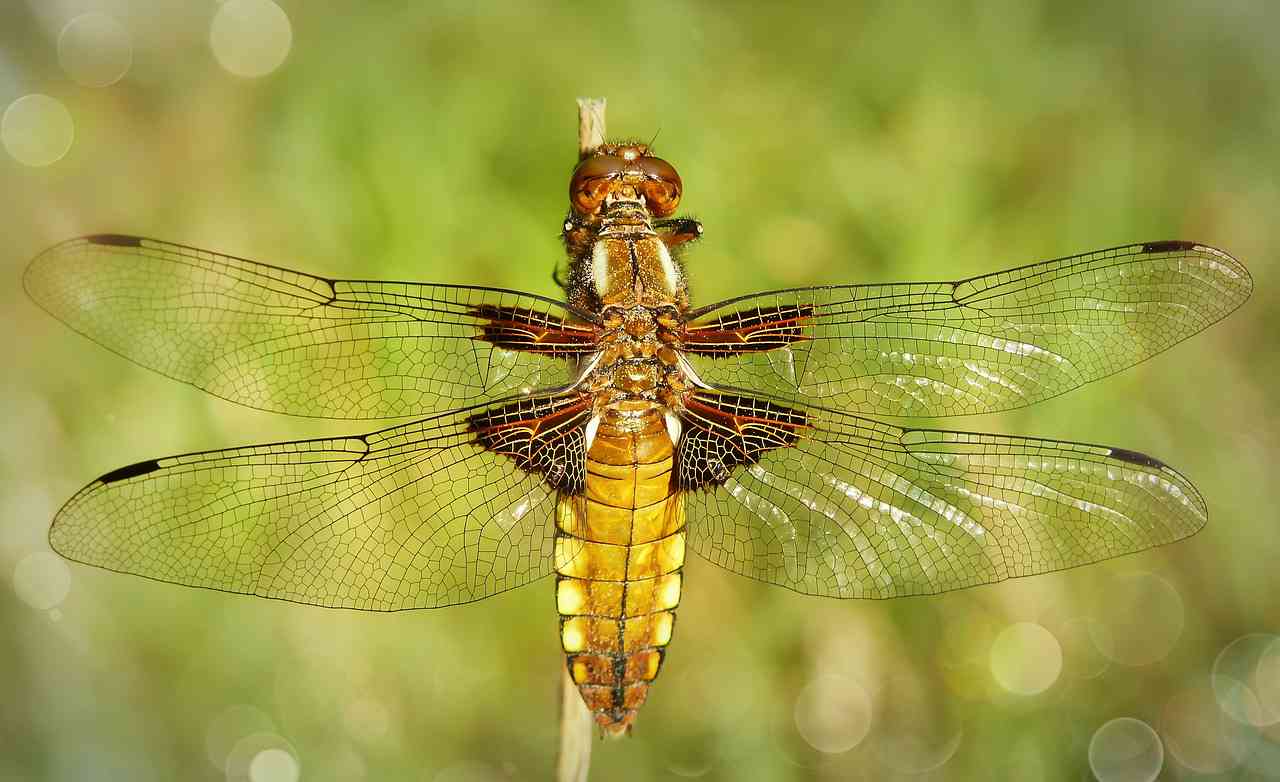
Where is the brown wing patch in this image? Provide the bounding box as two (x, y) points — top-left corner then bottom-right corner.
(471, 304), (597, 356)
(677, 391), (808, 490)
(469, 394), (592, 493)
(682, 304), (813, 354)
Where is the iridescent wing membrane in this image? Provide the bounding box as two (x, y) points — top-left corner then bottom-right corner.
(676, 241), (1251, 596)
(678, 391), (1209, 598)
(29, 237), (1251, 607)
(47, 408), (568, 610)
(27, 235), (596, 609)
(25, 235), (597, 419)
(684, 241), (1251, 417)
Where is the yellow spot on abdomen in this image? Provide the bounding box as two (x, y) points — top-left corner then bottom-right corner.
(656, 572), (682, 611)
(659, 533), (685, 573)
(557, 579), (587, 615)
(652, 611), (674, 646)
(562, 616), (587, 653)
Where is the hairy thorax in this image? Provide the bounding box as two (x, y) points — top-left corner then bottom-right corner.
(563, 151), (697, 428)
(586, 304), (691, 420)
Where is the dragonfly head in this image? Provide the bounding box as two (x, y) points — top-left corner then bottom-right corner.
(569, 142), (682, 219)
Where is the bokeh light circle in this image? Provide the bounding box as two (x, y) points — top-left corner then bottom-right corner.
(1211, 634), (1280, 727)
(1089, 572), (1184, 666)
(869, 675), (963, 773)
(792, 674), (873, 753)
(58, 13), (133, 87)
(248, 748), (298, 782)
(210, 0), (293, 78)
(1088, 718), (1163, 782)
(205, 705), (275, 771)
(1159, 685), (1246, 774)
(651, 657), (747, 775)
(12, 551), (71, 610)
(989, 622), (1062, 695)
(1238, 718), (1280, 778)
(1057, 616), (1111, 680)
(1259, 638), (1280, 723)
(2, 94), (74, 167)
(667, 754), (714, 779)
(225, 733), (296, 782)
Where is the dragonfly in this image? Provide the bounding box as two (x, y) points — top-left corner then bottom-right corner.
(26, 141), (1251, 736)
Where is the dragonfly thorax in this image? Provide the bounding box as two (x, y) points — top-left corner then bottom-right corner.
(584, 214), (684, 308)
(586, 304), (689, 415)
(561, 143), (692, 313)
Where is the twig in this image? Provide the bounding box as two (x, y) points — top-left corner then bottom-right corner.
(556, 664), (593, 782)
(577, 97), (607, 159)
(555, 98), (606, 782)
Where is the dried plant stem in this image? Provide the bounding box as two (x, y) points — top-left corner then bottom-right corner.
(556, 664), (593, 782)
(554, 98), (606, 782)
(577, 97), (607, 159)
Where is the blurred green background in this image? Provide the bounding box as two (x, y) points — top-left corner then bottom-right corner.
(3, 1), (1278, 780)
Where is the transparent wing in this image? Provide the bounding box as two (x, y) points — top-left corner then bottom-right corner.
(683, 400), (1207, 599)
(683, 241), (1251, 416)
(25, 235), (598, 419)
(48, 394), (593, 610)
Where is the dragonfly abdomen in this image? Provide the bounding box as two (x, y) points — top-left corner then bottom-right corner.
(554, 409), (685, 736)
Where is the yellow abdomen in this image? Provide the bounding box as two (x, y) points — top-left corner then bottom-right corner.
(554, 409), (685, 735)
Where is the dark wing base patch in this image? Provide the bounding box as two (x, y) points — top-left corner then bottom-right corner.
(677, 391), (807, 490)
(469, 394), (591, 494)
(471, 304), (598, 356)
(681, 304), (813, 354)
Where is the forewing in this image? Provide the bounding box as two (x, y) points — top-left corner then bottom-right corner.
(49, 394), (591, 610)
(684, 241), (1251, 416)
(682, 396), (1207, 599)
(25, 235), (597, 419)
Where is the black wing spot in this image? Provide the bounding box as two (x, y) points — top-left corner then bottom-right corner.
(1141, 240), (1197, 254)
(1108, 447), (1166, 469)
(85, 234), (143, 247)
(99, 459), (163, 484)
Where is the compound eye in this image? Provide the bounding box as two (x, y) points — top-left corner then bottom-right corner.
(638, 156), (682, 217)
(569, 154), (624, 215)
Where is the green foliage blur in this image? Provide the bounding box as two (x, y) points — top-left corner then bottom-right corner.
(2, 2), (1277, 780)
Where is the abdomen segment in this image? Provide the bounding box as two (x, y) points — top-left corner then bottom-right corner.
(554, 410), (685, 735)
